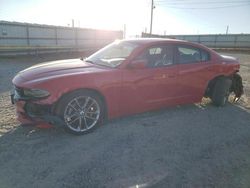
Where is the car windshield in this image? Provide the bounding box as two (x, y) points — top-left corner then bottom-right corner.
(85, 41), (138, 68)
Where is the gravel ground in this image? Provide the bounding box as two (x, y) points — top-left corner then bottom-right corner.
(0, 51), (250, 188)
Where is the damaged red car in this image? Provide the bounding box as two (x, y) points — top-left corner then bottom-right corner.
(11, 38), (243, 135)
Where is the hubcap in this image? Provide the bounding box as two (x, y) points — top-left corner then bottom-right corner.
(64, 96), (100, 132)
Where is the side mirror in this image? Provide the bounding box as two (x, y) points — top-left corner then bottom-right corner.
(127, 59), (147, 69)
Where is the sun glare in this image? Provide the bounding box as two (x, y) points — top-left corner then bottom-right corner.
(39, 0), (150, 36)
(5, 0), (194, 36)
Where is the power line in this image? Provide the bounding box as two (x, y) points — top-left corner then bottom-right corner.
(147, 0), (249, 34)
(155, 0), (250, 3)
(154, 3), (250, 9)
(155, 0), (250, 6)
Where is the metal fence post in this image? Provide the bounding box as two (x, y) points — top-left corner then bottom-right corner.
(214, 35), (218, 48)
(74, 28), (78, 52)
(26, 24), (30, 46)
(234, 35), (237, 49)
(55, 27), (58, 46)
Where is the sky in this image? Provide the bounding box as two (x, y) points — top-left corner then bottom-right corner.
(0, 0), (250, 37)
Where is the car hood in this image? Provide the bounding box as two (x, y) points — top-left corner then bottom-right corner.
(16, 59), (108, 81)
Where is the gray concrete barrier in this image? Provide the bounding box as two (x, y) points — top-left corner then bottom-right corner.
(0, 21), (123, 56)
(142, 32), (250, 49)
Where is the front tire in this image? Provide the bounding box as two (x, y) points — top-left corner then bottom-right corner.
(211, 77), (232, 107)
(57, 90), (104, 135)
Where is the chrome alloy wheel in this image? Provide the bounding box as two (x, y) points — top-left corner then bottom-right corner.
(63, 96), (100, 133)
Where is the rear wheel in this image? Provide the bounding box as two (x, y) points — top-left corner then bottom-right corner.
(57, 90), (104, 135)
(211, 77), (232, 106)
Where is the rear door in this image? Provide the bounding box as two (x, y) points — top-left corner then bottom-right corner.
(175, 45), (214, 101)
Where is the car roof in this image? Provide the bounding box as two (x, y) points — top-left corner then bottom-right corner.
(121, 38), (214, 53)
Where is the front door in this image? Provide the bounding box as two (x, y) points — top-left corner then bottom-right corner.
(120, 44), (180, 115)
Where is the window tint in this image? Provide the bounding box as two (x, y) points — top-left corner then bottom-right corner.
(201, 50), (210, 61)
(149, 47), (162, 55)
(177, 46), (210, 64)
(137, 45), (174, 68)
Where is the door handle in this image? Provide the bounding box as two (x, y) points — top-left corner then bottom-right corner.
(154, 74), (176, 79)
(154, 74), (166, 80)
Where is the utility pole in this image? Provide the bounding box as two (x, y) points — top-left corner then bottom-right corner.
(150, 0), (154, 34)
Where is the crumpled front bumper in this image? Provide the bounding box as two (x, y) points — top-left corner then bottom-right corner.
(10, 90), (64, 128)
(14, 100), (35, 125)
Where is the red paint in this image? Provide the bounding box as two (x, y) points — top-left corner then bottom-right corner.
(12, 39), (240, 126)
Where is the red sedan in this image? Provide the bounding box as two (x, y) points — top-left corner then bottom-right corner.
(12, 38), (243, 135)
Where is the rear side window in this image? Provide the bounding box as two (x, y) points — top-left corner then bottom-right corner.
(177, 46), (210, 64)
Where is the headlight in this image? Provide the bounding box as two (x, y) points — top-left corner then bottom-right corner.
(23, 88), (50, 98)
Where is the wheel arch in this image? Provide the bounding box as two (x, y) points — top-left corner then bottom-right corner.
(204, 74), (230, 98)
(52, 88), (108, 120)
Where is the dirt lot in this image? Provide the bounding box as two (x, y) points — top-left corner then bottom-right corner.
(0, 51), (250, 188)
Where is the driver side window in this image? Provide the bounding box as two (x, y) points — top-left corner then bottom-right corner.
(136, 45), (174, 68)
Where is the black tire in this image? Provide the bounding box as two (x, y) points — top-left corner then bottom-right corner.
(211, 77), (232, 106)
(56, 90), (105, 135)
